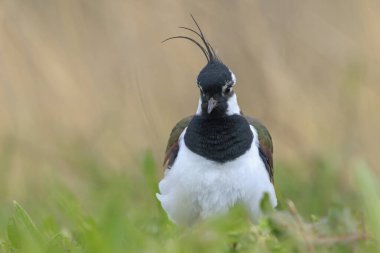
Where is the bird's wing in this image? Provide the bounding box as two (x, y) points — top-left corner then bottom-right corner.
(163, 115), (194, 169)
(244, 116), (274, 183)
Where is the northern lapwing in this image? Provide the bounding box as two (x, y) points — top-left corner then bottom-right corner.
(157, 16), (277, 225)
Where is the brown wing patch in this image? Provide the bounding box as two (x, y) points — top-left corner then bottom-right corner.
(244, 116), (274, 183)
(163, 115), (194, 169)
(259, 145), (274, 183)
(163, 141), (180, 169)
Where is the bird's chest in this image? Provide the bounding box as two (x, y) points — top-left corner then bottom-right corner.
(184, 115), (253, 163)
(170, 139), (269, 217)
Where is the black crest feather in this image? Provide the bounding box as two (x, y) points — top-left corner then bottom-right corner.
(162, 14), (219, 63)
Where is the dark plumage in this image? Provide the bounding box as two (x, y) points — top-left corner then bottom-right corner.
(184, 115), (253, 163)
(197, 61), (234, 88)
(163, 115), (274, 183)
(162, 15), (235, 91)
(162, 15), (217, 62)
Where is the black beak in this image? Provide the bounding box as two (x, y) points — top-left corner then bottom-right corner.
(207, 97), (218, 114)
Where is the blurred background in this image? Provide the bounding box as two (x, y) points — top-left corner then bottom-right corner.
(1, 0), (379, 202)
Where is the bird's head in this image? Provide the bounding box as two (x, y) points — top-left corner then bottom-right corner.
(163, 15), (240, 118)
(197, 60), (237, 116)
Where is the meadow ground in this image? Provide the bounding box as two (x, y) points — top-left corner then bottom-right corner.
(0, 149), (379, 253)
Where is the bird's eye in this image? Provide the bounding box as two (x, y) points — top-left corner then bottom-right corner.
(224, 87), (232, 94)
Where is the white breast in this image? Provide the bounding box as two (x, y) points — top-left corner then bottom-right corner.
(156, 126), (277, 226)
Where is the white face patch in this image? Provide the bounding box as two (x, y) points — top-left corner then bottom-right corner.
(229, 69), (236, 85)
(198, 84), (203, 93)
(196, 91), (240, 116)
(226, 93), (241, 115)
(196, 97), (202, 115)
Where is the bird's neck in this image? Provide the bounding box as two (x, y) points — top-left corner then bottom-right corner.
(184, 114), (253, 163)
(195, 93), (241, 117)
(186, 93), (252, 163)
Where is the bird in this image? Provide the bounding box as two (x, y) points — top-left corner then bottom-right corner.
(156, 16), (277, 226)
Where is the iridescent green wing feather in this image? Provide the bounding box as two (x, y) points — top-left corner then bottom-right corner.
(164, 115), (194, 168)
(244, 116), (274, 183)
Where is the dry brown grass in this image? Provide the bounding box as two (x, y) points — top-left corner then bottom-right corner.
(1, 1), (379, 194)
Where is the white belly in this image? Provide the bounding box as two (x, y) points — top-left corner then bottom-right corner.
(156, 126), (277, 225)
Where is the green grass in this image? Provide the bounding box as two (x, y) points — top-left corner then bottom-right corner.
(0, 151), (379, 253)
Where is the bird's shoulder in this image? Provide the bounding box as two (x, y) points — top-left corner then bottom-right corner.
(244, 115), (274, 183)
(163, 115), (194, 168)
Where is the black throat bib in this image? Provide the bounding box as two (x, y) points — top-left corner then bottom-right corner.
(184, 115), (253, 163)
